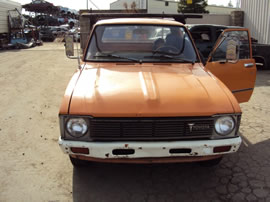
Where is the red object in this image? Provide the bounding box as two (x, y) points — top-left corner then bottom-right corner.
(70, 147), (89, 154)
(213, 146), (232, 153)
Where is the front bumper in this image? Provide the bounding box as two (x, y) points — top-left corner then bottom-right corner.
(59, 137), (241, 163)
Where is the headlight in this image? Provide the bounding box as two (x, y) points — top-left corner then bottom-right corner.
(215, 116), (235, 136)
(66, 118), (88, 137)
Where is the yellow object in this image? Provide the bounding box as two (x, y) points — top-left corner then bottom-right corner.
(187, 0), (192, 4)
(125, 30), (132, 40)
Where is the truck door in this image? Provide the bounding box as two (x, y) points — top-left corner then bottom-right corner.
(205, 29), (256, 103)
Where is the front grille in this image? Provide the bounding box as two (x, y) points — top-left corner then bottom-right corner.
(89, 117), (214, 141)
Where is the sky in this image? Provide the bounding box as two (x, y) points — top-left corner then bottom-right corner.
(15, 0), (237, 11)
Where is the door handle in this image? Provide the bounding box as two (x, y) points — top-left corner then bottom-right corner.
(244, 63), (254, 68)
(255, 63), (263, 67)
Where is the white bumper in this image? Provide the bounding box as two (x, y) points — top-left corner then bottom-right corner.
(59, 137), (241, 159)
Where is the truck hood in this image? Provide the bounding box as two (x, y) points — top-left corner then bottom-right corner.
(69, 63), (235, 117)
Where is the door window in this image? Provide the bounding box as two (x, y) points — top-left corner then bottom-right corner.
(190, 26), (213, 59)
(211, 30), (250, 62)
(190, 27), (212, 43)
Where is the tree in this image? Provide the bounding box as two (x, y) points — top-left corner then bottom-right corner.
(123, 1), (138, 13)
(228, 0), (233, 7)
(178, 0), (209, 13)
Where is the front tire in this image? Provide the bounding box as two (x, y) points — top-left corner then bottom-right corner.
(69, 156), (89, 167)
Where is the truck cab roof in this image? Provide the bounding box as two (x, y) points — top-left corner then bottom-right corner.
(95, 18), (184, 26)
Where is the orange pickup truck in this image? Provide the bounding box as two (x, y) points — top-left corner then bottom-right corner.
(59, 14), (256, 167)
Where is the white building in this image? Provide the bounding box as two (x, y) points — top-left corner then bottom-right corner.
(110, 0), (270, 44)
(0, 0), (21, 33)
(110, 0), (236, 14)
(110, 0), (236, 26)
(110, 0), (147, 10)
(240, 0), (270, 44)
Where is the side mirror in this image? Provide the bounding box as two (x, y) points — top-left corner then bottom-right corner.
(226, 38), (238, 62)
(65, 35), (74, 57)
(65, 34), (81, 68)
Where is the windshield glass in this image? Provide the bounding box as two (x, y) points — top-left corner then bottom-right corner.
(85, 24), (198, 63)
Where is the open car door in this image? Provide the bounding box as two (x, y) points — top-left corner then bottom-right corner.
(205, 28), (256, 103)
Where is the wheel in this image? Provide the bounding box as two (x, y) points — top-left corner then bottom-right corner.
(69, 156), (89, 167)
(199, 157), (223, 167)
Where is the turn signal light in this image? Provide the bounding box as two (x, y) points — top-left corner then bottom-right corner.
(70, 147), (89, 154)
(213, 146), (231, 153)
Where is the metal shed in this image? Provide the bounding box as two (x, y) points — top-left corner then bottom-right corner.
(241, 0), (270, 44)
(0, 0), (21, 34)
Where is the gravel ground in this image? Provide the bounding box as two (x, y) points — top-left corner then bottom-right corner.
(0, 43), (269, 202)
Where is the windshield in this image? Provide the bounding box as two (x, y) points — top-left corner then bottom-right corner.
(85, 24), (198, 63)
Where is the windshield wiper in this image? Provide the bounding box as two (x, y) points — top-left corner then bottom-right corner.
(95, 53), (141, 63)
(145, 54), (195, 64)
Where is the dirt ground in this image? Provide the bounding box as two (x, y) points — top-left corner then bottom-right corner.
(0, 43), (269, 202)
